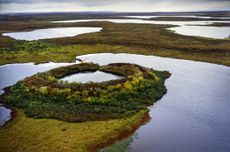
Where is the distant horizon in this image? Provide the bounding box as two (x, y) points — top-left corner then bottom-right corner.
(1, 0), (230, 14)
(1, 10), (230, 15)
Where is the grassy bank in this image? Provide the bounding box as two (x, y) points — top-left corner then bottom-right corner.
(0, 109), (148, 152)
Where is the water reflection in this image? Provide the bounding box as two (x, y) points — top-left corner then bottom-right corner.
(169, 26), (230, 39)
(0, 106), (11, 127)
(0, 62), (72, 126)
(1, 53), (230, 151)
(60, 71), (123, 83)
(51, 18), (219, 26)
(77, 53), (230, 152)
(51, 19), (230, 39)
(2, 27), (102, 41)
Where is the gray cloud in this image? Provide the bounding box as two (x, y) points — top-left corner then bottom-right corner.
(1, 0), (230, 4)
(0, 0), (230, 13)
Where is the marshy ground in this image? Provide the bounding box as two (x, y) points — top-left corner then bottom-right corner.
(0, 12), (230, 152)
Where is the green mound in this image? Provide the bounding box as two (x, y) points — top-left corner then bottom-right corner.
(1, 62), (171, 122)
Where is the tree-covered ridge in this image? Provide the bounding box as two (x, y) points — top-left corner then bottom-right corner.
(1, 63), (171, 122)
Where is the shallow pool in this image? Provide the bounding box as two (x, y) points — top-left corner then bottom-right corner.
(60, 71), (123, 83)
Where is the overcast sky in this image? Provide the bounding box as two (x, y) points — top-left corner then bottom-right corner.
(0, 0), (230, 13)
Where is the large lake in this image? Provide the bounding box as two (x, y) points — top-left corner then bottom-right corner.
(77, 53), (230, 152)
(52, 18), (230, 39)
(0, 53), (230, 151)
(2, 27), (102, 41)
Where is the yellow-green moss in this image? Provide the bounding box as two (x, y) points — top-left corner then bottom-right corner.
(0, 109), (147, 152)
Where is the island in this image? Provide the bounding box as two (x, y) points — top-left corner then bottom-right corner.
(0, 62), (170, 151)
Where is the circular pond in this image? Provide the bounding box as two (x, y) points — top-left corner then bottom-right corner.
(60, 71), (124, 83)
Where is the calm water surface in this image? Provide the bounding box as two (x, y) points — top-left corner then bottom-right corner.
(60, 71), (123, 83)
(76, 53), (230, 152)
(169, 26), (230, 39)
(0, 106), (11, 126)
(51, 19), (230, 39)
(51, 18), (219, 26)
(0, 53), (230, 152)
(124, 15), (214, 19)
(0, 62), (72, 126)
(2, 27), (102, 41)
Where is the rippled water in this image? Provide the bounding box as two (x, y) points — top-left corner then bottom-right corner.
(76, 53), (230, 152)
(2, 27), (102, 41)
(60, 71), (123, 83)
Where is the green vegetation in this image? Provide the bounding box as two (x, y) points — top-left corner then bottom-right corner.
(1, 13), (228, 151)
(2, 40), (50, 52)
(0, 62), (167, 151)
(0, 20), (230, 66)
(1, 63), (170, 122)
(0, 109), (148, 152)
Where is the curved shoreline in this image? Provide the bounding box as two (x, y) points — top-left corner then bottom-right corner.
(87, 111), (150, 152)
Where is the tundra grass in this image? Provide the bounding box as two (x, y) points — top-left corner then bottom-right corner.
(0, 21), (230, 66)
(1, 44), (229, 66)
(0, 109), (147, 152)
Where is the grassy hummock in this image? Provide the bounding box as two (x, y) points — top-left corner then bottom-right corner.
(1, 62), (170, 122)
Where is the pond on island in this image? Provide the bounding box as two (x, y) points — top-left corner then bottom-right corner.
(60, 71), (124, 83)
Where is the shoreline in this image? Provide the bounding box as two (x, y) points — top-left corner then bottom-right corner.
(87, 111), (150, 152)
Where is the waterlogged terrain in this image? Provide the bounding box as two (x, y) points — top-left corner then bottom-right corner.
(2, 27), (102, 41)
(0, 55), (169, 152)
(52, 18), (230, 39)
(0, 12), (230, 152)
(0, 53), (230, 151)
(51, 18), (226, 26)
